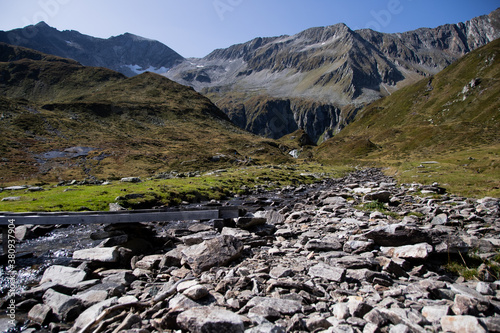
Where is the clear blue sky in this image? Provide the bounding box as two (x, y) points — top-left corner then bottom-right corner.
(0, 0), (498, 58)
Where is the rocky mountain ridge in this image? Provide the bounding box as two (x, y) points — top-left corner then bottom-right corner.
(0, 22), (184, 77)
(167, 8), (500, 142)
(1, 10), (499, 143)
(314, 37), (500, 164)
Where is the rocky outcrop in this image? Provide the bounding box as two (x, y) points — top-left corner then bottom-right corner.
(219, 96), (349, 142)
(4, 169), (500, 332)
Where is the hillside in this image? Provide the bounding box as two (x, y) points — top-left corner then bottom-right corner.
(166, 8), (500, 143)
(0, 44), (291, 183)
(0, 22), (184, 76)
(314, 38), (500, 195)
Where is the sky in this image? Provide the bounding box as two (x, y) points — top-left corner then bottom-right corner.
(0, 0), (498, 58)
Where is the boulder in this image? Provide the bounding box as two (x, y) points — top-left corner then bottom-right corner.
(306, 315), (332, 331)
(441, 315), (488, 333)
(181, 231), (219, 245)
(421, 305), (451, 323)
(305, 236), (342, 251)
(69, 297), (118, 333)
(176, 307), (244, 333)
(380, 243), (433, 260)
(332, 303), (350, 320)
(27, 304), (52, 325)
(236, 214), (267, 229)
(246, 297), (302, 315)
(101, 270), (136, 286)
(431, 213), (448, 225)
(364, 224), (432, 246)
(181, 235), (243, 273)
(43, 289), (83, 322)
(1, 196), (21, 201)
(476, 282), (495, 296)
(120, 177), (141, 183)
(134, 254), (164, 270)
(74, 290), (109, 307)
(40, 265), (87, 287)
(269, 266), (294, 279)
(168, 294), (200, 312)
(308, 262), (346, 282)
(73, 246), (120, 263)
(479, 317), (500, 333)
(183, 285), (209, 300)
(323, 196), (347, 205)
(14, 226), (35, 241)
(343, 240), (375, 253)
(452, 294), (491, 316)
(364, 191), (391, 203)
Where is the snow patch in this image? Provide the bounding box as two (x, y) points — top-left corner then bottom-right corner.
(123, 64), (170, 75)
(289, 149), (300, 158)
(65, 40), (82, 49)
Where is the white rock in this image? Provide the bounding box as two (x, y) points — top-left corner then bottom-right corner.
(73, 246), (119, 263)
(421, 305), (451, 323)
(40, 265), (87, 287)
(441, 315), (487, 333)
(380, 243), (433, 260)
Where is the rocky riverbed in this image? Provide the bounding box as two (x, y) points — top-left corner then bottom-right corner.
(1, 168), (499, 332)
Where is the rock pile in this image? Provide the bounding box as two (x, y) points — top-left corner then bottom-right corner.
(5, 169), (500, 332)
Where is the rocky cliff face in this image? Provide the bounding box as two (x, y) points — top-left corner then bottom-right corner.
(166, 8), (500, 142)
(0, 22), (184, 77)
(217, 96), (352, 143)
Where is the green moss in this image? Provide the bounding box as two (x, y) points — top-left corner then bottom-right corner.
(0, 165), (349, 212)
(362, 200), (385, 211)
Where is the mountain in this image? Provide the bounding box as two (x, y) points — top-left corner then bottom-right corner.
(0, 22), (184, 77)
(0, 43), (291, 182)
(166, 8), (500, 143)
(314, 37), (500, 163)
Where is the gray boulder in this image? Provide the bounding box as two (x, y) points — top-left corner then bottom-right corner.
(181, 235), (243, 273)
(305, 236), (342, 251)
(40, 265), (87, 287)
(43, 289), (83, 322)
(441, 315), (488, 333)
(69, 297), (118, 333)
(27, 304), (52, 325)
(176, 306), (244, 333)
(246, 297), (302, 315)
(364, 224), (432, 246)
(308, 262), (346, 282)
(364, 191), (391, 203)
(73, 246), (120, 263)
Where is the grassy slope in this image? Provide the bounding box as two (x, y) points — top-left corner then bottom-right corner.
(315, 39), (500, 197)
(0, 44), (292, 183)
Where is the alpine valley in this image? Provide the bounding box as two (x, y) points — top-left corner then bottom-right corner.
(2, 9), (499, 143)
(0, 8), (499, 197)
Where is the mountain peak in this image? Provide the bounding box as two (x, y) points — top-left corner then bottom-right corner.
(0, 24), (185, 77)
(116, 32), (156, 42)
(34, 21), (50, 28)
